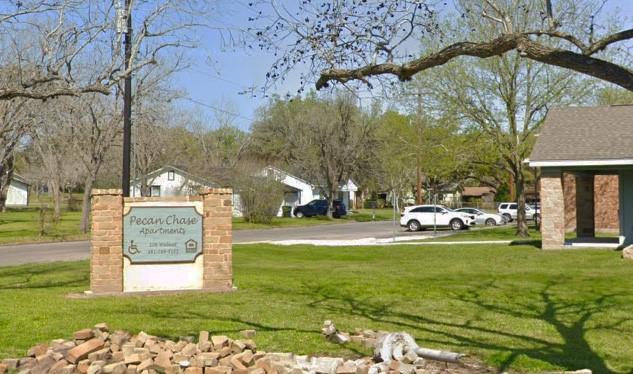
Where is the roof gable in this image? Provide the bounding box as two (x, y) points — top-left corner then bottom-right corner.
(133, 165), (218, 187)
(462, 186), (496, 197)
(530, 106), (633, 163)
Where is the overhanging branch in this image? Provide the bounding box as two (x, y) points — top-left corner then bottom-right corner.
(316, 33), (633, 91)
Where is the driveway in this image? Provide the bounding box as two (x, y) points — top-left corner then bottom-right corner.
(0, 221), (443, 266)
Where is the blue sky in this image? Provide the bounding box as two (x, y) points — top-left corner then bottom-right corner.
(172, 0), (633, 131)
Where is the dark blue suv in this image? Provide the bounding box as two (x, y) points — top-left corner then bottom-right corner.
(293, 199), (346, 218)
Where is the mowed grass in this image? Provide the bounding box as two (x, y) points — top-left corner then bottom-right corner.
(344, 208), (395, 222)
(430, 224), (542, 242)
(0, 208), (87, 244)
(232, 216), (341, 230)
(0, 208), (391, 241)
(232, 209), (393, 230)
(1, 244), (633, 373)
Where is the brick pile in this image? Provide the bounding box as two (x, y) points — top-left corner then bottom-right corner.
(0, 323), (592, 374)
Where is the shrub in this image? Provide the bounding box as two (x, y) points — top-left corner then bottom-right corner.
(376, 198), (386, 209)
(235, 175), (284, 224)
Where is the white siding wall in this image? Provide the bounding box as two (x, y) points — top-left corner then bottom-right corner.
(131, 170), (208, 197)
(233, 169), (318, 217)
(6, 180), (28, 206)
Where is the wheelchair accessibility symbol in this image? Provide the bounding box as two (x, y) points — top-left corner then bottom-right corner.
(127, 240), (140, 255)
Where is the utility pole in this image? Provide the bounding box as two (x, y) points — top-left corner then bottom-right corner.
(121, 0), (133, 197)
(415, 91), (424, 205)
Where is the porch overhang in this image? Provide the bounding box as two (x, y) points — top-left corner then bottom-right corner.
(530, 159), (633, 168)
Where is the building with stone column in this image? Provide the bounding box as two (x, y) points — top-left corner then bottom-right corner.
(529, 105), (633, 250)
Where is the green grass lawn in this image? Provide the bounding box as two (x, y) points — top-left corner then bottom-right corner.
(1, 243), (633, 373)
(0, 208), (87, 245)
(345, 208), (395, 222)
(232, 209), (393, 230)
(232, 216), (342, 230)
(429, 224), (542, 242)
(0, 208), (390, 241)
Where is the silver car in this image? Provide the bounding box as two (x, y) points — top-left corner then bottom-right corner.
(455, 208), (505, 226)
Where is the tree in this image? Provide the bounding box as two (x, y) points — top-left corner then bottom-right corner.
(248, 0), (633, 92)
(29, 104), (82, 220)
(0, 0), (209, 100)
(595, 87), (633, 105)
(374, 111), (416, 210)
(0, 0), (211, 215)
(233, 165), (285, 224)
(374, 109), (472, 209)
(409, 40), (591, 235)
(250, 94), (377, 217)
(72, 95), (122, 232)
(0, 99), (29, 211)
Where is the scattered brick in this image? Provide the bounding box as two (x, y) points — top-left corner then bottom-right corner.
(74, 329), (96, 340)
(67, 339), (106, 364)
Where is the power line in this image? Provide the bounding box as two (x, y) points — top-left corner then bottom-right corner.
(183, 97), (255, 123)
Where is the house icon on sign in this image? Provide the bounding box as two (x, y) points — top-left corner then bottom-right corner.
(185, 239), (198, 253)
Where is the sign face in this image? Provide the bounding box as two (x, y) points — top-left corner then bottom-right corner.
(123, 206), (203, 264)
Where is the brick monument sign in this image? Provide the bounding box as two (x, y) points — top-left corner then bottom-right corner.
(89, 188), (233, 294)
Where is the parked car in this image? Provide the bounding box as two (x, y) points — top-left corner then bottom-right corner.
(400, 205), (474, 231)
(293, 199), (347, 218)
(497, 202), (539, 223)
(455, 208), (505, 226)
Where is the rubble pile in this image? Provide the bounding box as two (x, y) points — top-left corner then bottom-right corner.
(0, 322), (592, 374)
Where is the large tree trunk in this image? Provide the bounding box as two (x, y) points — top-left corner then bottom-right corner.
(48, 179), (62, 221)
(0, 156), (14, 212)
(80, 175), (96, 233)
(327, 187), (337, 218)
(515, 169), (529, 238)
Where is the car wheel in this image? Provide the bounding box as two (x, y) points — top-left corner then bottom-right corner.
(485, 218), (497, 226)
(450, 219), (464, 231)
(407, 220), (422, 231)
(295, 211), (304, 218)
(502, 213), (512, 223)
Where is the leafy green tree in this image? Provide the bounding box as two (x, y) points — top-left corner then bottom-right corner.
(410, 45), (590, 235)
(249, 93), (376, 217)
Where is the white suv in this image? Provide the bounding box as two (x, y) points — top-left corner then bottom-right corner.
(497, 203), (539, 223)
(400, 205), (474, 231)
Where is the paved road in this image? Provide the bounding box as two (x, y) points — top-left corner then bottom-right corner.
(0, 221), (428, 266)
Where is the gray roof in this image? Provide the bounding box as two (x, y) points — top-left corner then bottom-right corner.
(11, 173), (29, 186)
(530, 105), (633, 162)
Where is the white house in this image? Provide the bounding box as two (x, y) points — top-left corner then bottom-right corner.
(337, 179), (359, 210)
(130, 165), (217, 197)
(5, 174), (29, 207)
(233, 166), (358, 217)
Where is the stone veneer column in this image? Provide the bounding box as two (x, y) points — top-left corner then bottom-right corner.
(90, 189), (123, 293)
(200, 188), (233, 291)
(540, 171), (565, 250)
(575, 173), (595, 238)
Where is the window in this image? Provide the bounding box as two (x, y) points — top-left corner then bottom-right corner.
(150, 185), (161, 197)
(167, 170), (175, 181)
(499, 204), (508, 209)
(411, 207), (434, 213)
(509, 204), (518, 209)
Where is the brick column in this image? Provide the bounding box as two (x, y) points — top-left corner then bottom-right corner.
(200, 188), (233, 291)
(540, 171), (565, 250)
(90, 189), (123, 293)
(563, 173), (576, 232)
(575, 173), (595, 238)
